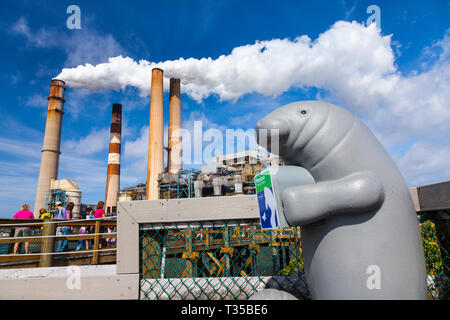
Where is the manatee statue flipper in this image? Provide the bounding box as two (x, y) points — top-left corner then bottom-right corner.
(281, 172), (385, 226)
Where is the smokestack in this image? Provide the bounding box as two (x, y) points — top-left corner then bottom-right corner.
(105, 103), (122, 215)
(168, 78), (182, 174)
(146, 68), (164, 200)
(33, 79), (66, 217)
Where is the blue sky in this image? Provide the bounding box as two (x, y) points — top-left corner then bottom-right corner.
(0, 0), (449, 217)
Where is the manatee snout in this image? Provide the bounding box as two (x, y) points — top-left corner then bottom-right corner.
(255, 116), (290, 153)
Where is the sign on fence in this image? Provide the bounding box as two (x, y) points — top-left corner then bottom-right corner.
(255, 168), (282, 230)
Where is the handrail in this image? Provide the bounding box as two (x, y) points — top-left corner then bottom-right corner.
(0, 232), (117, 243)
(0, 218), (117, 267)
(0, 217), (116, 227)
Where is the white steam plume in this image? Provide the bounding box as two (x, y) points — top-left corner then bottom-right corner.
(55, 20), (450, 186)
(56, 21), (396, 107)
(56, 20), (450, 144)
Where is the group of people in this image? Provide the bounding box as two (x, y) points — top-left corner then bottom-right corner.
(11, 201), (114, 254)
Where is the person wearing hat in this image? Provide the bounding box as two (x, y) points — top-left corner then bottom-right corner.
(55, 202), (65, 219)
(54, 201), (66, 251)
(56, 202), (74, 252)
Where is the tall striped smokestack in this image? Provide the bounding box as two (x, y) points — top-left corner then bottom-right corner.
(168, 78), (182, 174)
(105, 103), (122, 215)
(33, 79), (66, 217)
(146, 68), (164, 200)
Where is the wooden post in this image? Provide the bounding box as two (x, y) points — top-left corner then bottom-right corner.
(39, 219), (56, 267)
(92, 220), (101, 265)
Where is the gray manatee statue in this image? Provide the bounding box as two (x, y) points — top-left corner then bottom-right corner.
(255, 100), (427, 299)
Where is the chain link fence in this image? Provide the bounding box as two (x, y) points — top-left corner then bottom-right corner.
(419, 212), (449, 300)
(139, 213), (449, 300)
(140, 219), (309, 300)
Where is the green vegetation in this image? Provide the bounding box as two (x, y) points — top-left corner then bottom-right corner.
(420, 220), (444, 275)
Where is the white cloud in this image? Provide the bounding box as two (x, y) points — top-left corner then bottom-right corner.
(62, 128), (110, 155)
(56, 21), (398, 106)
(24, 94), (48, 108)
(124, 126), (149, 161)
(12, 16), (124, 67)
(0, 137), (41, 159)
(395, 142), (450, 186)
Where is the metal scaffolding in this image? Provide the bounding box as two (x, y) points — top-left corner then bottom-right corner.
(159, 169), (200, 199)
(45, 189), (66, 218)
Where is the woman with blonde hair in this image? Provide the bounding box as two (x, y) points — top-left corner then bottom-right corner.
(12, 204), (34, 254)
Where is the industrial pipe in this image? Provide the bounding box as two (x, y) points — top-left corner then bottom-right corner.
(194, 181), (204, 198)
(105, 103), (122, 215)
(234, 175), (243, 194)
(146, 68), (164, 200)
(212, 177), (223, 196)
(168, 78), (182, 174)
(33, 79), (66, 217)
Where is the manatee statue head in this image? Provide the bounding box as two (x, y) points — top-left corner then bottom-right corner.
(255, 100), (355, 168)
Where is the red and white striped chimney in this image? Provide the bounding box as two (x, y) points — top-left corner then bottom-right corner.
(105, 103), (122, 215)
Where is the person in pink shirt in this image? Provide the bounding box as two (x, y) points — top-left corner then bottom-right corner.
(12, 204), (35, 254)
(94, 201), (105, 219)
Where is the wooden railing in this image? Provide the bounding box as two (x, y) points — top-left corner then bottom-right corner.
(0, 218), (116, 268)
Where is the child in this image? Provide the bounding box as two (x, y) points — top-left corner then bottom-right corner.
(76, 225), (87, 251)
(76, 207), (94, 251)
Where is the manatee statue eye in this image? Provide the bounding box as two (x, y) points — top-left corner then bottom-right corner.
(300, 109), (308, 115)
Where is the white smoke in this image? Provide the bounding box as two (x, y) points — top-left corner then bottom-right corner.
(56, 20), (450, 147)
(56, 21), (397, 107)
(53, 20), (450, 186)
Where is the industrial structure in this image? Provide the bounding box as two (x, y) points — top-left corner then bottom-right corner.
(114, 67), (283, 202)
(33, 79), (126, 217)
(33, 79), (66, 217)
(192, 150), (278, 198)
(168, 78), (182, 174)
(146, 68), (165, 200)
(119, 150), (280, 201)
(33, 72), (280, 220)
(105, 103), (122, 215)
(46, 179), (82, 218)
